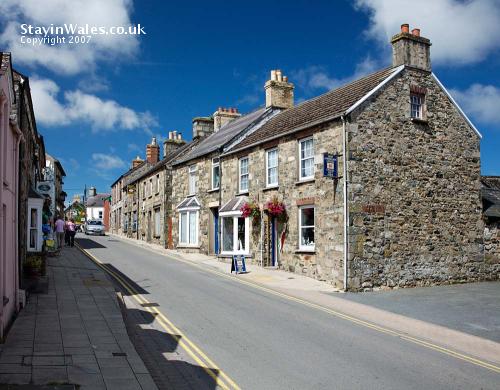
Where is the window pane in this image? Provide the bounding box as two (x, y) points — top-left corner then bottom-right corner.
(189, 212), (197, 244)
(301, 227), (315, 247)
(301, 139), (313, 159)
(180, 212), (187, 243)
(213, 165), (220, 188)
(237, 217), (245, 252)
(301, 158), (314, 178)
(240, 174), (248, 191)
(30, 208), (37, 228)
(268, 167), (277, 185)
(301, 207), (314, 226)
(222, 217), (234, 251)
(240, 158), (248, 174)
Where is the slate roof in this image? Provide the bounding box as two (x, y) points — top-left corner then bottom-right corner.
(177, 197), (201, 210)
(173, 107), (271, 166)
(227, 66), (401, 153)
(120, 139), (200, 187)
(220, 196), (248, 213)
(482, 176), (500, 218)
(86, 193), (110, 208)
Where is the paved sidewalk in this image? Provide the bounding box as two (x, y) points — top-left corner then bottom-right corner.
(0, 246), (157, 390)
(108, 233), (500, 366)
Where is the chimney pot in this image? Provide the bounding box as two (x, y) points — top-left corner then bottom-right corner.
(411, 28), (420, 37)
(276, 69), (283, 82)
(271, 70), (277, 81)
(401, 23), (410, 33)
(177, 134), (182, 140)
(283, 76), (288, 82)
(168, 131), (173, 139)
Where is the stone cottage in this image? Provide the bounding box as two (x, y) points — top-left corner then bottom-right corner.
(170, 105), (283, 255)
(217, 25), (496, 290)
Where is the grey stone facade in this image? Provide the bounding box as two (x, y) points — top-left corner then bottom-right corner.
(346, 67), (489, 290)
(220, 123), (345, 287)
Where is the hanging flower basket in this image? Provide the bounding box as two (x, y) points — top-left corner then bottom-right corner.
(241, 200), (261, 222)
(264, 197), (287, 222)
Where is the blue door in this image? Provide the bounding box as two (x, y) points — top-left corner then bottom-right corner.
(271, 217), (277, 266)
(213, 209), (219, 254)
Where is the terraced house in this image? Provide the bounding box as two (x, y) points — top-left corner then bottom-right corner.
(110, 134), (189, 247)
(168, 25), (498, 290)
(109, 26), (498, 290)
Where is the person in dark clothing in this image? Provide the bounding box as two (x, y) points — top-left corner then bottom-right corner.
(67, 218), (77, 247)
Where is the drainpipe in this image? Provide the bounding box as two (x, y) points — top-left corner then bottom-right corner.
(164, 164), (168, 249)
(217, 149), (223, 257)
(11, 119), (24, 312)
(341, 115), (349, 291)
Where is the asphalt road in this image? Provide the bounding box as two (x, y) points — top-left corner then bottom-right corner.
(77, 234), (500, 390)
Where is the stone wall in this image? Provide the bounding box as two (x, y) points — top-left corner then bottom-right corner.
(221, 122), (345, 287)
(484, 220), (500, 276)
(347, 67), (490, 291)
(171, 155), (220, 254)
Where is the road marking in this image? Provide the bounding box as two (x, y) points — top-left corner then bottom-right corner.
(75, 243), (241, 390)
(113, 240), (500, 375)
(79, 239), (500, 376)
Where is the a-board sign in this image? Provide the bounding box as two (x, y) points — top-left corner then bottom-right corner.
(231, 255), (247, 274)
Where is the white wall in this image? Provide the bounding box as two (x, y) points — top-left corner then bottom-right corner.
(87, 206), (104, 220)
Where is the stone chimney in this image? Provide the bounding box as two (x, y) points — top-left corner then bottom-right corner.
(89, 186), (97, 197)
(265, 70), (294, 109)
(391, 24), (431, 71)
(192, 117), (214, 140)
(163, 131), (186, 157)
(132, 156), (143, 169)
(213, 107), (241, 132)
(146, 137), (160, 164)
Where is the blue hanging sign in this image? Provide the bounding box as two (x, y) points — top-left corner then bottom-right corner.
(231, 255), (247, 274)
(323, 153), (338, 178)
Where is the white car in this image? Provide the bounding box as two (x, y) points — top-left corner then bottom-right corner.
(84, 220), (105, 235)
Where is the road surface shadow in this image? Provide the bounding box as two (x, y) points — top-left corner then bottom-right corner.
(75, 237), (107, 249)
(121, 306), (220, 390)
(103, 263), (150, 295)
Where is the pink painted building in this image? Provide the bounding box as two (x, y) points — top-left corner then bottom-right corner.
(0, 52), (22, 340)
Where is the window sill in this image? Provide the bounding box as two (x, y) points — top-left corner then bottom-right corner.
(263, 185), (279, 192)
(295, 178), (315, 186)
(207, 188), (219, 193)
(177, 244), (200, 249)
(237, 190), (249, 196)
(295, 249), (316, 254)
(411, 117), (428, 124)
(187, 194), (196, 197)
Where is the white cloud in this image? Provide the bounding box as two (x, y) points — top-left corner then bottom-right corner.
(0, 0), (139, 74)
(292, 57), (378, 93)
(354, 0), (500, 65)
(30, 77), (158, 132)
(450, 84), (500, 125)
(91, 153), (126, 170)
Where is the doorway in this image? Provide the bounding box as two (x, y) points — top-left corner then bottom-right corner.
(210, 207), (219, 255)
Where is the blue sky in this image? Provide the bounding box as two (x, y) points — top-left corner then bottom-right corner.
(1, 0), (499, 203)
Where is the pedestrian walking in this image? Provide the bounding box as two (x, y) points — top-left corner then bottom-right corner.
(64, 217), (70, 245)
(54, 216), (65, 249)
(67, 218), (77, 247)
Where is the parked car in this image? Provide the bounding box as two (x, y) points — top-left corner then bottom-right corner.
(84, 220), (105, 236)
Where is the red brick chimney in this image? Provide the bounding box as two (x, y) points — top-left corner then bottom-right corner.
(132, 156), (143, 169)
(146, 137), (160, 164)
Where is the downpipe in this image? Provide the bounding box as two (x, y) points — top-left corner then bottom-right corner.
(341, 115), (348, 292)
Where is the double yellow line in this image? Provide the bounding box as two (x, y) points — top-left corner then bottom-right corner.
(78, 241), (500, 379)
(76, 243), (241, 390)
(138, 247), (500, 375)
